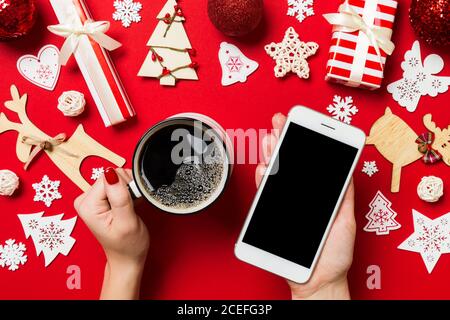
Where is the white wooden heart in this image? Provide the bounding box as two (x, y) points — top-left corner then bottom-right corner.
(17, 44), (61, 91)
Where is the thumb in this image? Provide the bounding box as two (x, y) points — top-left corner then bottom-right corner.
(103, 167), (134, 211)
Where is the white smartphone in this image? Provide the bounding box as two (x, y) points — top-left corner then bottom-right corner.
(235, 106), (366, 283)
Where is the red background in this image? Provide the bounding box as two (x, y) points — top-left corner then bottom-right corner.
(0, 0), (449, 299)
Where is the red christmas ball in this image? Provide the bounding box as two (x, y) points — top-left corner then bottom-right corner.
(0, 0), (37, 41)
(409, 0), (450, 48)
(207, 0), (263, 37)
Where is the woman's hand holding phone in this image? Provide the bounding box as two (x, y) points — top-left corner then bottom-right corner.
(255, 113), (355, 300)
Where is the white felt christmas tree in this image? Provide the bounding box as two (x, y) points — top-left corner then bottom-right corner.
(138, 0), (198, 86)
(364, 191), (401, 235)
(18, 212), (77, 267)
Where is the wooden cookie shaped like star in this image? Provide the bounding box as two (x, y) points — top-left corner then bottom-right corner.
(265, 27), (318, 79)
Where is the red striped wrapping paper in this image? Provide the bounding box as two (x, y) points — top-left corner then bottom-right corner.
(325, 0), (398, 90)
(49, 0), (135, 127)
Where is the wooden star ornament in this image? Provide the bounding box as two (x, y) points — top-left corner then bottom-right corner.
(265, 27), (318, 79)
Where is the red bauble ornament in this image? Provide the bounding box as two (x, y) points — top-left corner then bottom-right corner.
(207, 0), (263, 37)
(409, 0), (450, 48)
(0, 0), (37, 41)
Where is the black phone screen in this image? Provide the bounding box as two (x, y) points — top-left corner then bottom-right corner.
(242, 122), (358, 268)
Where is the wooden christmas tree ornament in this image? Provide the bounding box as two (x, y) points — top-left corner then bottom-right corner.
(0, 85), (125, 191)
(366, 107), (422, 193)
(138, 0), (198, 86)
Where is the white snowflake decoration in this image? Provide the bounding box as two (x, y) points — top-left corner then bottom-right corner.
(362, 161), (379, 177)
(399, 210), (450, 273)
(0, 239), (27, 271)
(113, 0), (142, 28)
(0, 0), (9, 11)
(91, 167), (105, 181)
(287, 0), (314, 23)
(32, 175), (62, 208)
(36, 64), (53, 80)
(327, 95), (358, 124)
(39, 221), (66, 251)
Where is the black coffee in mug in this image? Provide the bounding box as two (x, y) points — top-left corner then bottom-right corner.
(130, 113), (233, 214)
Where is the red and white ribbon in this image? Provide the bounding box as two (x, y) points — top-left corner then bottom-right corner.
(324, 0), (397, 89)
(323, 1), (395, 63)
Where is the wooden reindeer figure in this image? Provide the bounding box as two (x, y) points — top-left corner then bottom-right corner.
(0, 85), (126, 191)
(423, 114), (450, 166)
(366, 107), (422, 193)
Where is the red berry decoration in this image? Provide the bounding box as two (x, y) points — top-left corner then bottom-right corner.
(189, 62), (198, 69)
(409, 0), (450, 48)
(174, 5), (183, 17)
(187, 48), (196, 56)
(163, 12), (171, 24)
(162, 67), (171, 76)
(0, 0), (37, 41)
(207, 0), (263, 37)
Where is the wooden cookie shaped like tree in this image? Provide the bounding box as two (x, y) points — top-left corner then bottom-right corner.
(138, 0), (198, 86)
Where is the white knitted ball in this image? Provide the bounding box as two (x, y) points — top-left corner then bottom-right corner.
(57, 91), (86, 117)
(0, 170), (20, 196)
(417, 176), (444, 203)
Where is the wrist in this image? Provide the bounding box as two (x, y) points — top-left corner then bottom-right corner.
(105, 260), (144, 281)
(101, 257), (146, 300)
(106, 255), (146, 274)
(291, 276), (350, 300)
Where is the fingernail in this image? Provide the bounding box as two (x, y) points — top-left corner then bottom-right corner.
(104, 167), (119, 185)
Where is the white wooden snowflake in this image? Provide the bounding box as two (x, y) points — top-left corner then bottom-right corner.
(287, 0), (314, 23)
(0, 239), (27, 271)
(32, 175), (62, 208)
(91, 167), (105, 181)
(0, 0), (9, 11)
(113, 0), (142, 28)
(327, 95), (358, 124)
(362, 161), (379, 177)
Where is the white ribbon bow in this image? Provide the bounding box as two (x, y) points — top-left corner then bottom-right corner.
(48, 20), (122, 65)
(323, 1), (395, 69)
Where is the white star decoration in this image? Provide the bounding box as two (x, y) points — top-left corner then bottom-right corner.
(265, 27), (318, 79)
(398, 210), (450, 273)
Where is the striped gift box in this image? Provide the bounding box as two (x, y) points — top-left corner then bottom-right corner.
(49, 0), (135, 127)
(325, 0), (398, 90)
